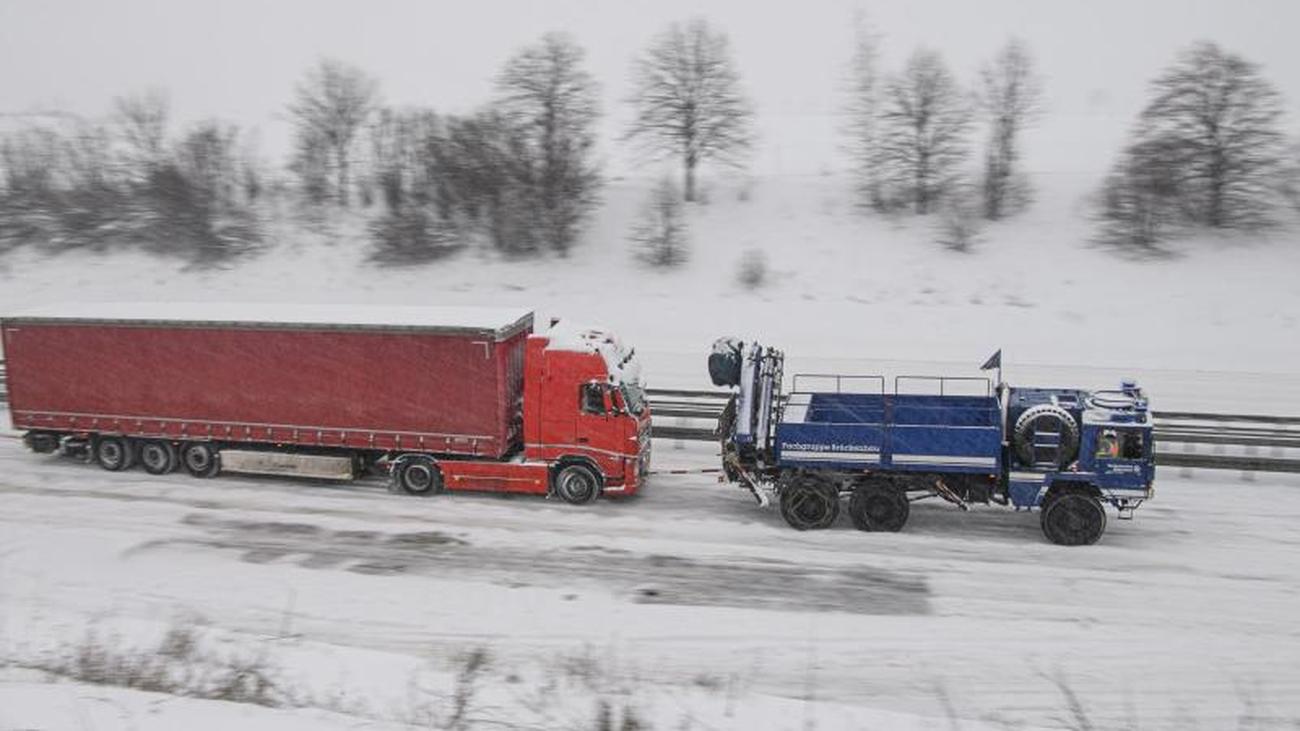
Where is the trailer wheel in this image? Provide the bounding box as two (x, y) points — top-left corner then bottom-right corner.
(848, 484), (910, 532)
(180, 442), (220, 478)
(1040, 492), (1106, 546)
(94, 436), (134, 472)
(23, 432), (61, 454)
(139, 440), (178, 475)
(396, 457), (442, 496)
(553, 463), (602, 505)
(779, 482), (839, 530)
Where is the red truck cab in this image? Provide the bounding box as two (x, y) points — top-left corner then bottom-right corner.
(523, 322), (652, 496)
(381, 319), (654, 503)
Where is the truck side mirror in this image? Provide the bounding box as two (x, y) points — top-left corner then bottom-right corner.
(608, 387), (626, 415)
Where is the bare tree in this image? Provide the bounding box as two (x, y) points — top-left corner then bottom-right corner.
(113, 90), (170, 180)
(626, 18), (754, 202)
(1135, 41), (1286, 229)
(496, 32), (601, 254)
(289, 59), (379, 206)
(935, 184), (983, 252)
(1096, 133), (1192, 253)
(370, 107), (438, 211)
(1282, 140), (1300, 213)
(171, 120), (242, 210)
(431, 110), (539, 254)
(978, 39), (1041, 220)
(0, 126), (62, 197)
(844, 18), (885, 211)
(877, 49), (971, 215)
(629, 175), (688, 267)
(1097, 42), (1289, 250)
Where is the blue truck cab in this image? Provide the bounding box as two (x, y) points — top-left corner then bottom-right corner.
(710, 340), (1155, 545)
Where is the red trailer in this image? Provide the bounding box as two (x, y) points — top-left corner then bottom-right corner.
(2, 304), (651, 503)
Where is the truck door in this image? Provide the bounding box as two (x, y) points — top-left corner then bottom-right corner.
(575, 382), (623, 461)
(1094, 427), (1151, 488)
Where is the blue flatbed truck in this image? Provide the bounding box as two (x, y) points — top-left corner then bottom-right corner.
(709, 340), (1156, 545)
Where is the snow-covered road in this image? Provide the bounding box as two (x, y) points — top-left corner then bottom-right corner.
(2, 424), (1300, 728)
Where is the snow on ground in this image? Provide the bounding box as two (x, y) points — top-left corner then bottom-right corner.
(2, 406), (1300, 729)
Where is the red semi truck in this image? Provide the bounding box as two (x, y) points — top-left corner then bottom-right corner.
(1, 304), (651, 502)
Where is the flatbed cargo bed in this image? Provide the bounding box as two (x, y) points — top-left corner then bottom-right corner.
(775, 392), (1003, 473)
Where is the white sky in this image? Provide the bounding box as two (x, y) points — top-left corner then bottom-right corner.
(1, 0), (1297, 177)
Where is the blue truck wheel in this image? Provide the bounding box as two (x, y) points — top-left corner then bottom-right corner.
(1040, 492), (1106, 545)
(849, 484), (910, 532)
(779, 481), (839, 530)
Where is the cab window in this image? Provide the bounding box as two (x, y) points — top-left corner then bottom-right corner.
(1096, 430), (1119, 458)
(580, 383), (606, 415)
(1121, 430), (1145, 459)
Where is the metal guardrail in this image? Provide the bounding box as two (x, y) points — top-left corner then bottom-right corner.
(2, 362), (1298, 473)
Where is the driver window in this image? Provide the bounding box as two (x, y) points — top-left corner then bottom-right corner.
(580, 383), (606, 415)
(1121, 431), (1145, 459)
(1096, 430), (1119, 458)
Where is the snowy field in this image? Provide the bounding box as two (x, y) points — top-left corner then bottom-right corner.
(3, 403), (1300, 729)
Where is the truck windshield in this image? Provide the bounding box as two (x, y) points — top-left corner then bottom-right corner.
(621, 383), (646, 416)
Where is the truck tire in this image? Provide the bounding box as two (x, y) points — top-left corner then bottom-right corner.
(1013, 404), (1080, 468)
(1040, 492), (1106, 546)
(180, 442), (220, 478)
(94, 436), (134, 472)
(848, 483), (910, 532)
(23, 432), (60, 454)
(553, 463), (601, 505)
(779, 482), (839, 530)
(139, 440), (178, 475)
(396, 457), (442, 496)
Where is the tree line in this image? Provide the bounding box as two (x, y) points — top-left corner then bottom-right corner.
(0, 19), (1295, 266)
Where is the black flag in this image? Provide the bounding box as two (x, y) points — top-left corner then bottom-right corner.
(980, 349), (1002, 371)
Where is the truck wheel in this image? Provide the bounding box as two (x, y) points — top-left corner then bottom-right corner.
(396, 458), (442, 496)
(1040, 492), (1106, 546)
(139, 440), (178, 475)
(779, 483), (839, 530)
(23, 432), (61, 454)
(94, 436), (134, 472)
(848, 484), (910, 532)
(180, 442), (220, 478)
(553, 463), (601, 505)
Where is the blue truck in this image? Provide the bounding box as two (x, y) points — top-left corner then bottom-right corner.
(709, 340), (1155, 545)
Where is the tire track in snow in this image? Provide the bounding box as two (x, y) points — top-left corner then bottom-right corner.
(139, 513), (932, 616)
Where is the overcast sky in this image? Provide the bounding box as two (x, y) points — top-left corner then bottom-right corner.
(2, 0), (1296, 177)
